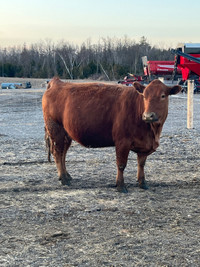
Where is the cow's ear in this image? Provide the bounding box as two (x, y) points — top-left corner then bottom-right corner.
(133, 82), (145, 94)
(168, 85), (182, 95)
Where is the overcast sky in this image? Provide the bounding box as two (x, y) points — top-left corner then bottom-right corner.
(0, 0), (199, 49)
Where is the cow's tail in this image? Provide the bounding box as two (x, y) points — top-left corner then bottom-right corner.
(45, 126), (52, 162)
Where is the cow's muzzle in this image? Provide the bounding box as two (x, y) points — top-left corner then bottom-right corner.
(142, 112), (158, 123)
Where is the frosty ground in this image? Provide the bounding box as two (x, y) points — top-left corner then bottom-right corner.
(0, 81), (200, 266)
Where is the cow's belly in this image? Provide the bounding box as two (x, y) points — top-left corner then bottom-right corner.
(65, 125), (115, 148)
(76, 134), (115, 148)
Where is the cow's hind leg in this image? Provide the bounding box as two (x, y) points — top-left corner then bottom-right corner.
(137, 154), (148, 189)
(45, 119), (72, 185)
(60, 134), (72, 185)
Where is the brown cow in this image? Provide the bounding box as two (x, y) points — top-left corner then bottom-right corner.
(42, 77), (181, 192)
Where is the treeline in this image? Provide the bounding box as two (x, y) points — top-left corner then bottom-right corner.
(0, 37), (174, 80)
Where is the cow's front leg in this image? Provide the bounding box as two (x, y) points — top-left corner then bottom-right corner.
(137, 154), (148, 189)
(115, 143), (130, 193)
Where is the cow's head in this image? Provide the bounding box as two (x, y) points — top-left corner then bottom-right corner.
(133, 80), (182, 124)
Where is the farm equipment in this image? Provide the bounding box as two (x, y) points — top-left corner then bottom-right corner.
(118, 73), (143, 86)
(142, 56), (182, 82)
(142, 43), (200, 90)
(180, 79), (200, 93)
(171, 43), (200, 82)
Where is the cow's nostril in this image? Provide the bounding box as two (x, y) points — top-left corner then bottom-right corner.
(142, 113), (146, 120)
(150, 113), (154, 119)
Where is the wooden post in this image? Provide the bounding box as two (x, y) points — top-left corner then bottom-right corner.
(187, 80), (194, 129)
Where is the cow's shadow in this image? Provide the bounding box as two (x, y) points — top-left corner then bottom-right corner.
(0, 177), (198, 195)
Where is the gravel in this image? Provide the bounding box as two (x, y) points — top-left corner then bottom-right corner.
(0, 82), (200, 267)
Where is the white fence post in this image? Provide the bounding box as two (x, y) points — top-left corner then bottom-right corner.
(187, 80), (194, 129)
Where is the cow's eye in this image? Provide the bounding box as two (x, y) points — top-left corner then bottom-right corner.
(161, 94), (166, 99)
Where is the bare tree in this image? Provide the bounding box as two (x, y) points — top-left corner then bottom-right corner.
(0, 36), (173, 79)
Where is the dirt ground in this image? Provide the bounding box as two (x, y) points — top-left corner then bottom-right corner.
(0, 78), (200, 267)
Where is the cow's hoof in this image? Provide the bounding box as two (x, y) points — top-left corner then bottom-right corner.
(138, 181), (148, 190)
(116, 185), (128, 193)
(59, 173), (72, 186)
(61, 178), (71, 186)
(66, 172), (72, 181)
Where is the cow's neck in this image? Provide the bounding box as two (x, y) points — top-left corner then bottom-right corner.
(150, 123), (163, 150)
